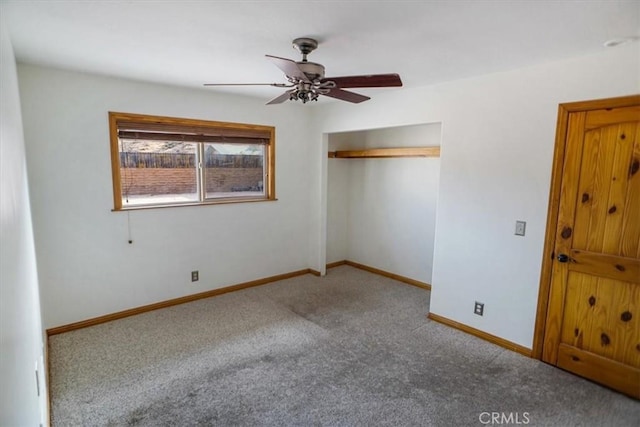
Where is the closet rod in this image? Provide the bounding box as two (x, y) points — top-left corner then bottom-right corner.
(328, 146), (440, 159)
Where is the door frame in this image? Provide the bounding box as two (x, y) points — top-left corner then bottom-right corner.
(532, 94), (640, 360)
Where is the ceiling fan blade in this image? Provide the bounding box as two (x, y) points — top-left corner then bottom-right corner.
(204, 83), (290, 87)
(321, 73), (402, 88)
(265, 55), (311, 83)
(266, 90), (295, 105)
(323, 88), (370, 103)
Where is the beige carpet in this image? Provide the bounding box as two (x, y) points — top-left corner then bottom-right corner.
(49, 265), (640, 426)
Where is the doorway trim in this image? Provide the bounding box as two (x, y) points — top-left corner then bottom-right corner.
(531, 94), (640, 360)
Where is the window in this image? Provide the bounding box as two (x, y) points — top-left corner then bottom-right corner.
(109, 112), (275, 210)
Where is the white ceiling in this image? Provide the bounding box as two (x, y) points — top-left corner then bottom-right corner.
(2, 0), (639, 103)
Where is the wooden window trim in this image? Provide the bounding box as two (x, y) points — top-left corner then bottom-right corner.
(109, 112), (276, 211)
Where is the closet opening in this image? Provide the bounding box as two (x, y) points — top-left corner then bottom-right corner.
(325, 122), (442, 287)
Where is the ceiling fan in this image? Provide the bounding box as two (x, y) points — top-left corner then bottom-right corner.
(204, 37), (402, 105)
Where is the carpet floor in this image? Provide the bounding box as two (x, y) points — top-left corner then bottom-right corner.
(49, 266), (640, 426)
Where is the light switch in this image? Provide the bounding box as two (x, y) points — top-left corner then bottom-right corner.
(515, 221), (526, 236)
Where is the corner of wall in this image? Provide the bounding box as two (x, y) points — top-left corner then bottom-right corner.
(0, 14), (48, 425)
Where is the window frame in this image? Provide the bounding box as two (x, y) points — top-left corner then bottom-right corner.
(109, 112), (276, 211)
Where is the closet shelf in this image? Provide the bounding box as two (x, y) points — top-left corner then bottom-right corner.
(328, 146), (440, 159)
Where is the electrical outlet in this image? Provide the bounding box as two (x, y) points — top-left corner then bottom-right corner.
(474, 301), (484, 316)
(515, 220), (526, 236)
(191, 271), (199, 282)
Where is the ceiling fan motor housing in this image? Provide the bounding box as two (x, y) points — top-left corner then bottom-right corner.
(291, 38), (324, 81)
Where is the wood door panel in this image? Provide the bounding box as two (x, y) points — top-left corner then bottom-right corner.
(584, 126), (618, 253)
(543, 99), (640, 398)
(569, 250), (640, 283)
(585, 106), (640, 130)
(561, 272), (639, 366)
(625, 285), (640, 367)
(572, 123), (639, 255)
(612, 280), (637, 367)
(603, 123), (638, 255)
(557, 344), (640, 398)
(560, 272), (595, 349)
(621, 124), (640, 258)
(571, 127), (603, 250)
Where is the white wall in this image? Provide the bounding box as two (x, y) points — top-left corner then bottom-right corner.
(0, 19), (47, 425)
(326, 124), (441, 284)
(18, 64), (315, 329)
(326, 139), (350, 263)
(312, 44), (640, 348)
(13, 40), (640, 354)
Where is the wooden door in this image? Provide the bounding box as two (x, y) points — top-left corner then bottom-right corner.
(541, 96), (640, 398)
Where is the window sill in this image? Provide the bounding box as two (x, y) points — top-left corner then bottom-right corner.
(112, 197), (277, 212)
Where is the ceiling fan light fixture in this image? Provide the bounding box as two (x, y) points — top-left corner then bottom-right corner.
(290, 87), (319, 103)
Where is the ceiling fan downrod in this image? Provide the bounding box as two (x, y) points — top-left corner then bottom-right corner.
(292, 37), (318, 62)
